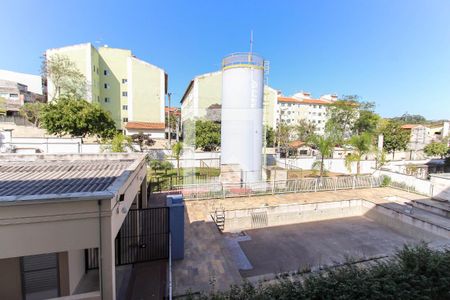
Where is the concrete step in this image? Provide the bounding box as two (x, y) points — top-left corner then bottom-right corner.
(411, 199), (450, 218)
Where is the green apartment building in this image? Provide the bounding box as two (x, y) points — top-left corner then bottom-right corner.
(180, 71), (278, 128)
(46, 43), (167, 137)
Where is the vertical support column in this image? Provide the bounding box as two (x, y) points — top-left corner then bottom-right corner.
(141, 178), (148, 208)
(99, 201), (116, 300)
(167, 195), (185, 260)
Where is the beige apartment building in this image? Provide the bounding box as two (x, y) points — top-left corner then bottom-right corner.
(0, 153), (149, 300)
(46, 43), (167, 136)
(277, 92), (337, 135)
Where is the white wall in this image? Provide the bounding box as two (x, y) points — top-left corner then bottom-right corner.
(277, 157), (377, 174)
(373, 169), (433, 196)
(430, 174), (450, 201)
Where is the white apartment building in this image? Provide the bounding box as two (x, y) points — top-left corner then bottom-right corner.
(276, 92), (337, 135)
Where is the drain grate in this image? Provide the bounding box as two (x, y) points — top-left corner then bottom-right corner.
(251, 211), (268, 228)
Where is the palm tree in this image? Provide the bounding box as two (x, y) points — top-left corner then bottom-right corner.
(310, 134), (335, 178)
(345, 132), (373, 175)
(172, 142), (183, 176)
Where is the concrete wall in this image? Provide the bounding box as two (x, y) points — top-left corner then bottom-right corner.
(430, 174), (450, 201)
(68, 249), (86, 294)
(374, 169), (433, 196)
(277, 157), (377, 174)
(0, 257), (22, 300)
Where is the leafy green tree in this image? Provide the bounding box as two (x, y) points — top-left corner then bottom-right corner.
(310, 134), (336, 178)
(392, 113), (427, 124)
(41, 96), (116, 139)
(277, 123), (292, 158)
(295, 119), (317, 142)
(19, 102), (46, 126)
(424, 141), (449, 158)
(345, 132), (373, 175)
(160, 161), (174, 175)
(172, 142), (183, 176)
(194, 120), (221, 151)
(42, 54), (87, 100)
(131, 132), (155, 152)
(380, 121), (410, 159)
(149, 160), (163, 172)
(354, 102), (380, 134)
(110, 133), (133, 152)
(325, 96), (359, 141)
(264, 126), (275, 147)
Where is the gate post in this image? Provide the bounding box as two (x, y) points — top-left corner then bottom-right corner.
(167, 195), (184, 260)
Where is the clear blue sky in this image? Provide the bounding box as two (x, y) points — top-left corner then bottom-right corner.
(2, 0), (449, 119)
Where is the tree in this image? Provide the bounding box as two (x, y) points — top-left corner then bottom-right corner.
(110, 133), (133, 152)
(277, 123), (292, 159)
(19, 102), (46, 126)
(265, 126), (275, 147)
(131, 132), (155, 152)
(345, 133), (373, 175)
(172, 142), (183, 176)
(160, 161), (174, 175)
(325, 96), (359, 141)
(42, 54), (87, 100)
(392, 113), (427, 124)
(354, 102), (380, 134)
(149, 160), (163, 172)
(424, 141), (449, 158)
(310, 134), (336, 178)
(380, 121), (410, 159)
(194, 120), (221, 151)
(295, 119), (317, 142)
(41, 96), (116, 139)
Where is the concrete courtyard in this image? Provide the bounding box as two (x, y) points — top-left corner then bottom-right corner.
(171, 187), (450, 297)
(238, 216), (420, 278)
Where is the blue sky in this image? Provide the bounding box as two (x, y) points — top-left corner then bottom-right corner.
(2, 0), (449, 119)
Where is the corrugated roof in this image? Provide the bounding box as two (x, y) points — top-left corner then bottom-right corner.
(0, 159), (133, 199)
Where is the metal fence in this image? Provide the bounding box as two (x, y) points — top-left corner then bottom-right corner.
(173, 175), (383, 200)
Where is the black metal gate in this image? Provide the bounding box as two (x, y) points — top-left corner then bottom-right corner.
(86, 207), (169, 270)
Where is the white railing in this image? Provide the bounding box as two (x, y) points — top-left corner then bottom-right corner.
(173, 175), (383, 200)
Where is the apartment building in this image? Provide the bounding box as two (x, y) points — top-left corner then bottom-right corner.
(180, 71), (279, 128)
(46, 43), (167, 134)
(276, 92), (337, 135)
(0, 79), (44, 116)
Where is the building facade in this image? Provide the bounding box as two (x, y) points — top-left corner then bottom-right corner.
(0, 70), (44, 95)
(46, 43), (167, 133)
(276, 92), (337, 135)
(0, 79), (44, 116)
(180, 71), (278, 129)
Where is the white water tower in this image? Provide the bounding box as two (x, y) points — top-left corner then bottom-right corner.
(220, 53), (265, 183)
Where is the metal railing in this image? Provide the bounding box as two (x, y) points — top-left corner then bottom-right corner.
(173, 175), (383, 200)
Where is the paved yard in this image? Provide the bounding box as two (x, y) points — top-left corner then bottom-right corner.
(172, 188), (437, 296)
(238, 216), (421, 278)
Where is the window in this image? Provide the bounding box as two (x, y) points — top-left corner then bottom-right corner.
(104, 97), (110, 103)
(9, 93), (18, 98)
(104, 69), (109, 76)
(97, 96), (100, 101)
(122, 105), (128, 110)
(93, 65), (96, 72)
(122, 79), (128, 84)
(104, 83), (110, 89)
(122, 91), (128, 97)
(123, 117), (128, 122)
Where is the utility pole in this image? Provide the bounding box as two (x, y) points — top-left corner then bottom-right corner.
(167, 93), (172, 147)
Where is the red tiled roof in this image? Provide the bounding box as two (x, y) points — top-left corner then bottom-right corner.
(125, 122), (165, 130)
(278, 97), (331, 105)
(165, 106), (181, 115)
(289, 140), (307, 148)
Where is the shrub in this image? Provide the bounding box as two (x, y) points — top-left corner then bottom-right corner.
(190, 244), (450, 300)
(381, 175), (391, 187)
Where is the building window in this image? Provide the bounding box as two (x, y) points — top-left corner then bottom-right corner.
(104, 83), (110, 89)
(122, 79), (128, 84)
(104, 97), (110, 103)
(97, 96), (100, 101)
(9, 93), (18, 98)
(123, 117), (128, 122)
(104, 69), (109, 76)
(122, 91), (128, 97)
(122, 105), (128, 110)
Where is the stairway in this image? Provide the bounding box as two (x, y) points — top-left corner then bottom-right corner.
(411, 199), (450, 218)
(212, 204), (226, 232)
